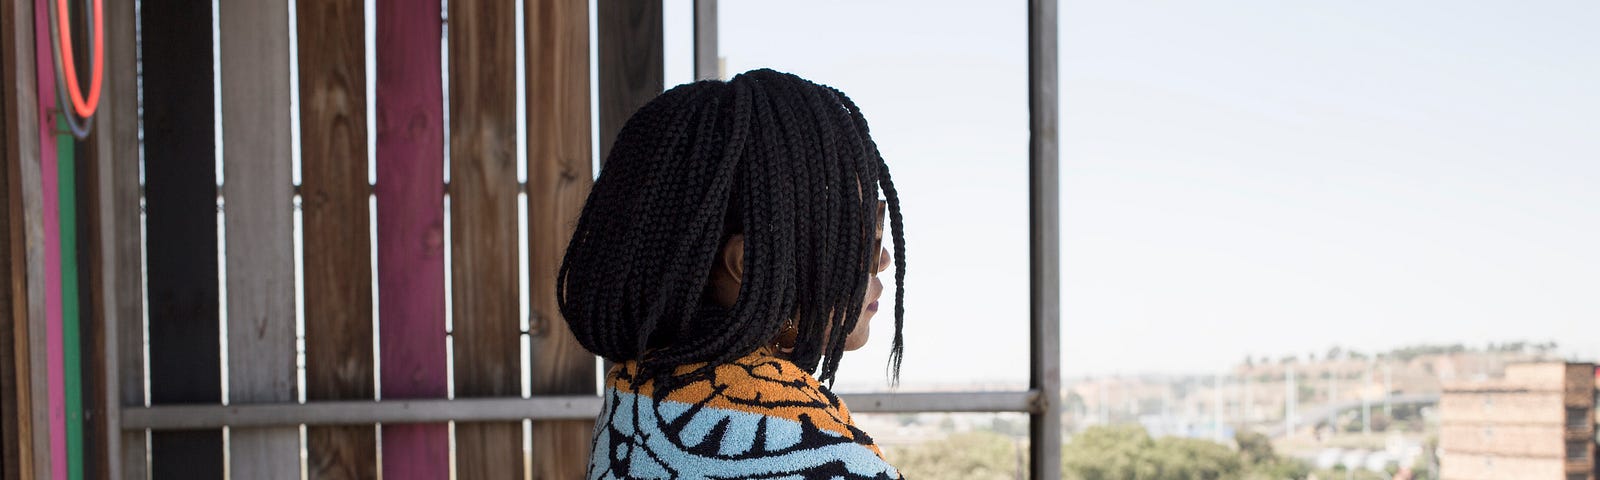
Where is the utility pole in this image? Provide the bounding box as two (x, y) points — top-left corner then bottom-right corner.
(1213, 373), (1223, 443)
(1362, 363), (1372, 435)
(1327, 368), (1336, 404)
(1325, 367), (1338, 435)
(1098, 378), (1108, 425)
(1283, 367), (1291, 437)
(1383, 364), (1393, 418)
(1244, 373), (1254, 424)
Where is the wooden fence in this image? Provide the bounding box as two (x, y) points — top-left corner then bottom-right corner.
(2, 0), (660, 477)
(2, 0), (1061, 478)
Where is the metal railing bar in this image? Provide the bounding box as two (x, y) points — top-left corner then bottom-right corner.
(120, 391), (1040, 430)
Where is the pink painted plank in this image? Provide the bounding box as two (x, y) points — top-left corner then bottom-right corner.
(30, 0), (66, 477)
(375, 0), (449, 477)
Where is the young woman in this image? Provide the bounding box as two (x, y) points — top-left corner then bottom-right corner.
(559, 69), (907, 479)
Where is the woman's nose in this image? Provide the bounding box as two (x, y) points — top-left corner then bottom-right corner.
(876, 246), (891, 273)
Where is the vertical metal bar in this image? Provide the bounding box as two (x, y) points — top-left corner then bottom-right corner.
(1027, 0), (1061, 478)
(692, 0), (718, 81)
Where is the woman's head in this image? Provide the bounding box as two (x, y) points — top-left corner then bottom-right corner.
(558, 69), (905, 385)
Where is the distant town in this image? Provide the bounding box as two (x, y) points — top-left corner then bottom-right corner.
(869, 341), (1596, 480)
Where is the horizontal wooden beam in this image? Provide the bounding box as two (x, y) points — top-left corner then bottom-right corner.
(120, 391), (1040, 430)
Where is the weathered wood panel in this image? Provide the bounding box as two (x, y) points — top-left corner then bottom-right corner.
(1, 0), (49, 475)
(0, 1), (41, 475)
(141, 0), (225, 475)
(82, 2), (142, 468)
(447, 0), (523, 476)
(597, 0), (662, 163)
(297, 0), (378, 477)
(0, 57), (11, 479)
(93, 0), (145, 475)
(375, 0), (450, 477)
(525, 0), (596, 477)
(78, 139), (107, 480)
(31, 0), (69, 475)
(218, 0), (300, 476)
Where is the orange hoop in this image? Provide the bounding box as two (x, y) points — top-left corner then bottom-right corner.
(54, 0), (102, 119)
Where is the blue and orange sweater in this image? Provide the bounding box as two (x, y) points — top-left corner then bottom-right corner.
(588, 352), (902, 479)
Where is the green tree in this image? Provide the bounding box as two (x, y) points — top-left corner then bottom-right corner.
(1062, 425), (1154, 480)
(1234, 430), (1274, 465)
(1060, 426), (1311, 480)
(1062, 426), (1245, 480)
(892, 431), (1024, 480)
(894, 425), (1314, 480)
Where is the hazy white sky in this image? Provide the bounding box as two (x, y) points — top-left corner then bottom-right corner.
(656, 0), (1600, 389)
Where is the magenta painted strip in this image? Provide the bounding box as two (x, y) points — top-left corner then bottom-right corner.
(32, 0), (68, 477)
(375, 0), (449, 477)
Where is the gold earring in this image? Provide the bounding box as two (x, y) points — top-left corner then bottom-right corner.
(771, 319), (797, 354)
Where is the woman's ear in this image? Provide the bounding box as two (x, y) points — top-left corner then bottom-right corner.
(720, 234), (746, 283)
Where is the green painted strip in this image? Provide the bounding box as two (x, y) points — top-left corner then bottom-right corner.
(57, 113), (84, 480)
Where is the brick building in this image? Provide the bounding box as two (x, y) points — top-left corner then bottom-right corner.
(1439, 362), (1596, 480)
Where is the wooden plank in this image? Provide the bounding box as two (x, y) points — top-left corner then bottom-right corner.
(0, 1), (33, 474)
(524, 0), (595, 477)
(141, 0), (225, 476)
(1, 0), (31, 476)
(78, 137), (106, 480)
(596, 0), (662, 163)
(30, 2), (77, 476)
(31, 0), (69, 475)
(296, 0), (377, 477)
(218, 0), (300, 475)
(93, 0), (145, 475)
(0, 62), (10, 480)
(1, 0), (49, 475)
(447, 0), (522, 477)
(375, 0), (450, 477)
(65, 3), (129, 480)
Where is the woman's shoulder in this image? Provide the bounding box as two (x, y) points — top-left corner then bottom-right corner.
(595, 353), (901, 479)
(607, 352), (847, 431)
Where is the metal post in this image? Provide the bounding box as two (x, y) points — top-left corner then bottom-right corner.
(1027, 0), (1061, 478)
(1285, 365), (1293, 438)
(1329, 367), (1337, 405)
(1245, 373), (1253, 423)
(1362, 365), (1372, 435)
(692, 0), (719, 80)
(1212, 374), (1222, 442)
(1383, 364), (1392, 417)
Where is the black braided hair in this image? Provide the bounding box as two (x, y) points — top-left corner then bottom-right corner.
(557, 69), (906, 386)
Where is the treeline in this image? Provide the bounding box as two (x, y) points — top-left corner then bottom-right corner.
(1243, 340), (1559, 367)
(892, 427), (1314, 480)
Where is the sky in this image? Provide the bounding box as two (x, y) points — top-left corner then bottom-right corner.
(659, 0), (1600, 389)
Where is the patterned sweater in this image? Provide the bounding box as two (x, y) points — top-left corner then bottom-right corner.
(587, 352), (903, 479)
